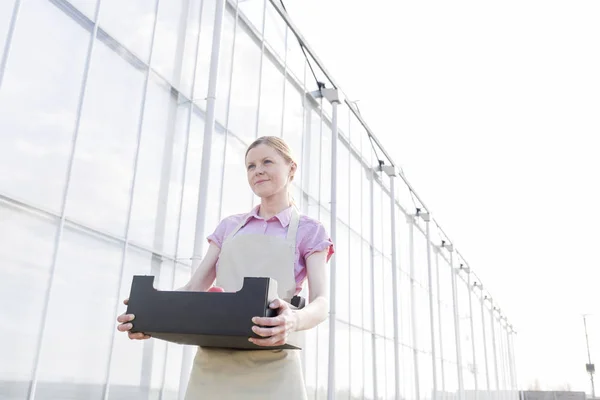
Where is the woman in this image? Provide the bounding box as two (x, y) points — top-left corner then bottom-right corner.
(117, 136), (334, 399)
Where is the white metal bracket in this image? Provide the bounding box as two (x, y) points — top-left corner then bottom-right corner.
(310, 87), (343, 105)
(441, 241), (454, 253)
(380, 164), (398, 177)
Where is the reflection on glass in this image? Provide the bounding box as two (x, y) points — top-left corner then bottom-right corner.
(99, 0), (158, 63)
(0, 0), (90, 213)
(0, 203), (56, 399)
(128, 74), (187, 256)
(35, 224), (123, 399)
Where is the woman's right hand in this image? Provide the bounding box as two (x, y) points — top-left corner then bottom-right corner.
(116, 298), (151, 340)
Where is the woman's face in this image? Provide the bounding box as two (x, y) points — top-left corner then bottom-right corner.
(246, 144), (295, 199)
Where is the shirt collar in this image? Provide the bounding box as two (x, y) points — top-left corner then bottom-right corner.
(245, 205), (293, 227)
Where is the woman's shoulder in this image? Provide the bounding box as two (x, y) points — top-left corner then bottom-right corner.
(297, 213), (328, 233)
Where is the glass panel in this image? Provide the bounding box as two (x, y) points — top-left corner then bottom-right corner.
(383, 257), (395, 339)
(281, 79), (304, 164)
(400, 270), (412, 347)
(220, 134), (251, 218)
(349, 326), (363, 399)
(152, 0), (201, 97)
(375, 337), (386, 399)
(305, 107), (322, 201)
(382, 190), (392, 258)
(176, 107), (204, 258)
(192, 0), (217, 103)
(303, 324), (318, 400)
(0, 203), (57, 399)
(362, 239), (372, 331)
(348, 231), (363, 327)
(67, 0), (99, 21)
(99, 0), (158, 63)
(361, 159), (372, 240)
(66, 36), (146, 237)
(336, 222), (350, 323)
(0, 0), (90, 213)
(226, 19), (261, 142)
(418, 352), (434, 400)
(348, 154), (362, 233)
(215, 7), (236, 125)
(204, 128), (227, 235)
(128, 74), (187, 256)
(372, 181), (383, 252)
(373, 251), (384, 336)
(335, 322), (350, 399)
(257, 55), (284, 137)
(363, 331), (374, 400)
(402, 345), (416, 400)
(315, 319), (329, 399)
(35, 224), (123, 399)
(386, 339), (396, 400)
(336, 142), (350, 224)
(263, 1), (286, 61)
(319, 122), (332, 208)
(238, 0), (264, 34)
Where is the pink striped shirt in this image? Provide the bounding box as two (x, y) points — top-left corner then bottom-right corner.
(207, 206), (334, 293)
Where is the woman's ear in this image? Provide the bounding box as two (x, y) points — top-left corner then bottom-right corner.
(289, 162), (297, 181)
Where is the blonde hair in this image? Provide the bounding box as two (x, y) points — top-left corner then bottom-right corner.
(246, 136), (297, 206)
(245, 136), (296, 182)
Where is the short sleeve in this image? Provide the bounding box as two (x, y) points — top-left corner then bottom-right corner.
(301, 222), (334, 262)
(206, 218), (229, 248)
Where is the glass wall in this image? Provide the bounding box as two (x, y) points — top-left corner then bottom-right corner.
(0, 0), (517, 399)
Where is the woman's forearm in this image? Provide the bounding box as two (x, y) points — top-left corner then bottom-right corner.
(294, 296), (329, 332)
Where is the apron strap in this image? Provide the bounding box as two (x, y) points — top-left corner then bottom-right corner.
(225, 215), (251, 241)
(286, 207), (300, 243)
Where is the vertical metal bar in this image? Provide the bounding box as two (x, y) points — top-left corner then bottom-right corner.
(389, 176), (401, 400)
(370, 170), (378, 400)
(435, 250), (446, 397)
(183, 0), (227, 398)
(480, 290), (491, 393)
(174, 1), (206, 396)
(326, 98), (339, 400)
(489, 302), (500, 399)
(0, 0), (20, 91)
(279, 24), (288, 138)
(103, 0), (163, 396)
(507, 331), (517, 393)
(450, 254), (464, 400)
(252, 0), (267, 138)
(26, 1), (103, 398)
(425, 218), (438, 400)
(467, 273), (479, 399)
(408, 218), (420, 400)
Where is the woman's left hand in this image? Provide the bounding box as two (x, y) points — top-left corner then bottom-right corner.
(249, 298), (298, 347)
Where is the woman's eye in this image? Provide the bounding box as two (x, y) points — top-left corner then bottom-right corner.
(264, 160), (272, 164)
(247, 165), (255, 170)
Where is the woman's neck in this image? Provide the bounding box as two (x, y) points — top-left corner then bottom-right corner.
(258, 192), (291, 219)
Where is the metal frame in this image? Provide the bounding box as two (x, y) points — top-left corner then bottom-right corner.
(467, 270), (479, 399)
(408, 215), (421, 399)
(435, 247), (447, 397)
(423, 212), (439, 399)
(450, 251), (464, 400)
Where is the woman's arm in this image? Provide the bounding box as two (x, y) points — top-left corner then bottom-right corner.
(179, 243), (221, 292)
(293, 249), (329, 331)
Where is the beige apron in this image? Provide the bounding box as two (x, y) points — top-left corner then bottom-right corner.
(185, 207), (307, 400)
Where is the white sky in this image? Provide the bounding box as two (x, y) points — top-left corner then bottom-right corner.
(286, 0), (600, 391)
